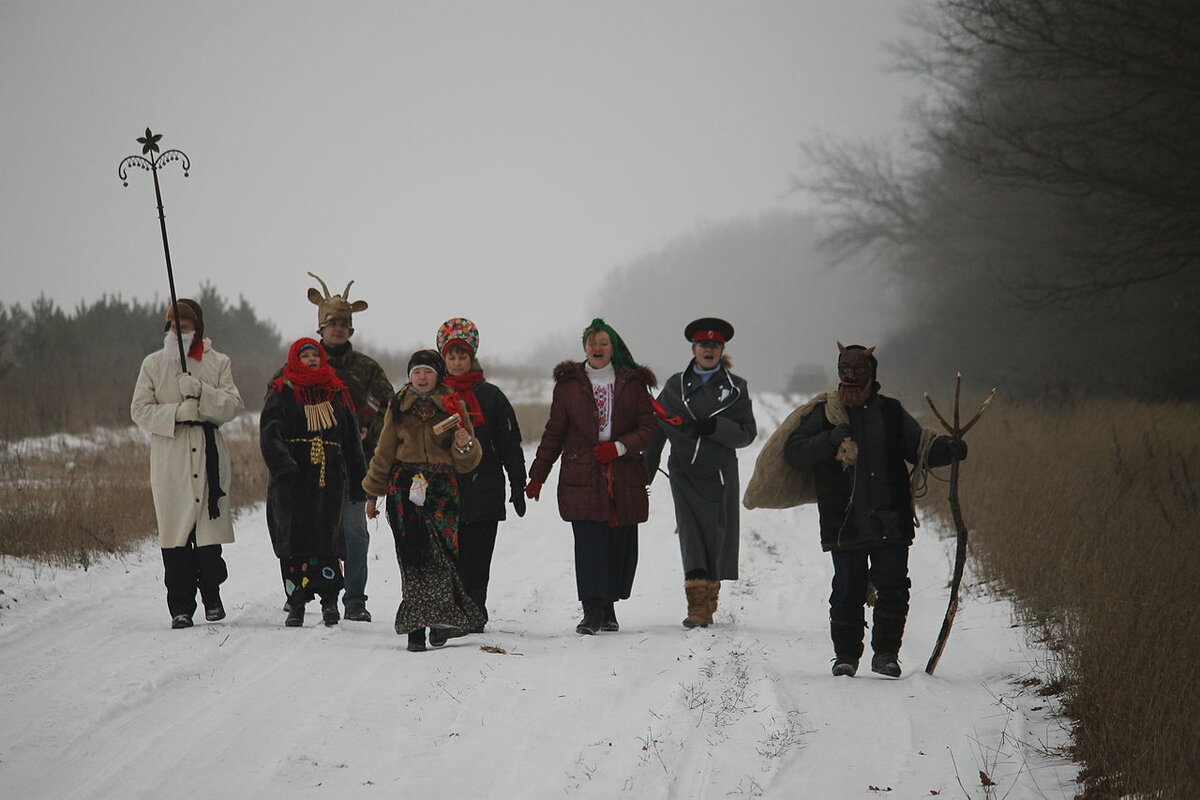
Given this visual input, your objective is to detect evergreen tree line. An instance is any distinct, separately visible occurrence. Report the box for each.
[0,285,284,440]
[801,0,1200,399]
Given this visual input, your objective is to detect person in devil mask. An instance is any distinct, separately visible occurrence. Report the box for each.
[782,343,967,678]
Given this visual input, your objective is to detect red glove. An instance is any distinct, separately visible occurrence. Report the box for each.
[524,480,542,501]
[593,442,620,464]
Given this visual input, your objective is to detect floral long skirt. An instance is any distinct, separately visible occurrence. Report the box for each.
[386,463,485,635]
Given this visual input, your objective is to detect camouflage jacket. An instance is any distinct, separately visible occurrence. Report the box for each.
[269,341,393,462]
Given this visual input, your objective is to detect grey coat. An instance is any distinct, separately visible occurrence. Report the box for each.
[646,362,757,579]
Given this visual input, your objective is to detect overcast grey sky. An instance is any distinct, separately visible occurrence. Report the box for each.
[1,1,914,361]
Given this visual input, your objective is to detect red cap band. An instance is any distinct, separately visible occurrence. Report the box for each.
[690,330,727,343]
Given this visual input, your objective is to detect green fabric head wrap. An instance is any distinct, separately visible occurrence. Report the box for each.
[582,317,642,372]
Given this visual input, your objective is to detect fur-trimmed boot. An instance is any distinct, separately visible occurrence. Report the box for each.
[830,605,866,676]
[870,600,908,678]
[683,580,710,628]
[706,580,721,625]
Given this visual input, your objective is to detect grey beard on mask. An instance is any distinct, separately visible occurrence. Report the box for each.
[163,330,196,357]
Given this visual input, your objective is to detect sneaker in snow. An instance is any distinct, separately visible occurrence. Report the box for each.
[343,603,372,622]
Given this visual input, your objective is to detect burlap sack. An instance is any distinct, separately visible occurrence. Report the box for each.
[742,392,846,510]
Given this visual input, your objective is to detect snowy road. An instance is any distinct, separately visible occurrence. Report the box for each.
[0,396,1076,799]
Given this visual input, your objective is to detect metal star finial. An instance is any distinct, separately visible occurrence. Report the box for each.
[137,127,162,155]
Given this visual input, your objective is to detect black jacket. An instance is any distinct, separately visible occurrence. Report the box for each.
[783,393,955,551]
[457,380,527,524]
[260,389,367,558]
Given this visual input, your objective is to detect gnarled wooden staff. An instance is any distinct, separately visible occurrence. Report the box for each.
[924,374,996,675]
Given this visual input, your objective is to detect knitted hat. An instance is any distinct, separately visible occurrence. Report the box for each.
[407,349,446,381]
[436,317,480,357]
[164,298,204,339]
[307,272,369,330]
[684,317,734,344]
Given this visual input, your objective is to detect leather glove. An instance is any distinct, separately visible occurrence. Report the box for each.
[524,480,542,501]
[593,442,620,464]
[510,488,527,517]
[947,437,969,461]
[175,399,201,422]
[695,417,717,437]
[177,374,202,399]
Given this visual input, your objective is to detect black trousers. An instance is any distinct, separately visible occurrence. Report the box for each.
[458,520,498,622]
[828,544,911,610]
[161,531,227,618]
[571,521,638,602]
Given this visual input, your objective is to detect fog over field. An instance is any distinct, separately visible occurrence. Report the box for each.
[1,1,913,377]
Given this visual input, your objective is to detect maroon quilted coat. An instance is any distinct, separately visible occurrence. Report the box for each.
[529,361,659,525]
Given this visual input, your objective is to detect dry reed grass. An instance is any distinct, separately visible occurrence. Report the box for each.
[512,402,550,446]
[937,398,1200,800]
[0,419,266,566]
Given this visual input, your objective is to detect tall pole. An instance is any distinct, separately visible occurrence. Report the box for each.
[119,128,192,372]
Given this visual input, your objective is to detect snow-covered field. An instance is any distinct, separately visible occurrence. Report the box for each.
[0,395,1077,799]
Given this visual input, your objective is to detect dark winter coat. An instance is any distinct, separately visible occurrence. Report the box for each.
[260,389,367,559]
[457,380,527,524]
[528,361,659,525]
[783,393,956,552]
[644,361,757,579]
[269,341,393,463]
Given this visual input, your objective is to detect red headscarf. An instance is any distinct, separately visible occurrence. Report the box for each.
[270,338,354,410]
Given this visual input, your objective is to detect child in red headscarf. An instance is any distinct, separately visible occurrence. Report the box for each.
[261,338,367,627]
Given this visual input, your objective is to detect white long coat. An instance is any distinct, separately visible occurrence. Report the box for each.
[130,340,244,548]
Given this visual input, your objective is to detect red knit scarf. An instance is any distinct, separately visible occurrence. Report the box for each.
[444,371,486,427]
[270,338,354,409]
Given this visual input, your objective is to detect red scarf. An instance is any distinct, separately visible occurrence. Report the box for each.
[187,337,204,362]
[270,338,354,409]
[444,371,486,427]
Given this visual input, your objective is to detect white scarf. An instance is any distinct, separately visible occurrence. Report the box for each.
[163,330,195,358]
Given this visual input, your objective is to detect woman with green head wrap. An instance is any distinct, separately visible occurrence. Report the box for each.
[525,318,662,634]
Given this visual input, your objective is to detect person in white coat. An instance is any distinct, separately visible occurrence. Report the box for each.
[131,299,244,628]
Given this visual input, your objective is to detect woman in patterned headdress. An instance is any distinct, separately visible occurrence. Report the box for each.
[436,318,527,633]
[525,318,660,635]
[261,338,367,628]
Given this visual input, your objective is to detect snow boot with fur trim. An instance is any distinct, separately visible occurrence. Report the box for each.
[683,579,710,628]
[706,580,721,624]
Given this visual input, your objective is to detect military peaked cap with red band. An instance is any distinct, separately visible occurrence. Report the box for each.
[684,317,734,343]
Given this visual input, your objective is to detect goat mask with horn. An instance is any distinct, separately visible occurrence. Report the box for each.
[308,271,369,332]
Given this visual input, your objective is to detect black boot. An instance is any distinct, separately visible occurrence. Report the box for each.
[602,602,619,632]
[576,599,604,635]
[871,600,908,678]
[285,599,307,627]
[830,605,866,677]
[321,599,340,627]
[407,629,427,652]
